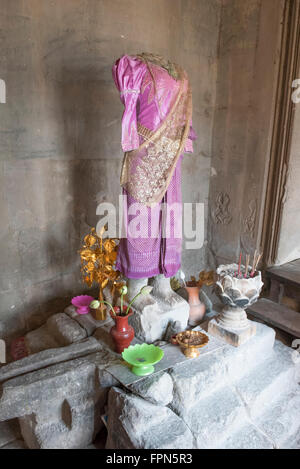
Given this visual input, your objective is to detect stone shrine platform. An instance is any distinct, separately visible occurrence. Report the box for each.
[0,308,299,449]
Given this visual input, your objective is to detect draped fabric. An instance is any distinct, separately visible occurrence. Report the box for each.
[112,54,196,278]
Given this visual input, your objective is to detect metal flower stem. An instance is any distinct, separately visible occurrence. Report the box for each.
[97,300,116,316]
[98,232,105,315]
[120,291,125,312]
[126,292,143,315]
[98,287,106,315]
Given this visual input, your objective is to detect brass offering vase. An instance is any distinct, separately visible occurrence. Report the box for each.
[91,306,107,321]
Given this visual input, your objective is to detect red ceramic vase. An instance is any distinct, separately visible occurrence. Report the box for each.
[110,307,135,354]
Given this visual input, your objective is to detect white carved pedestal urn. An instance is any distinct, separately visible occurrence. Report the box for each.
[208,263,264,346]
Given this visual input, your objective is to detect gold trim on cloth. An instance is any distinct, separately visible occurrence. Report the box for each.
[120,63,192,207]
[137,123,155,141]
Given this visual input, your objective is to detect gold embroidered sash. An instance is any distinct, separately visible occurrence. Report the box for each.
[120,64,192,206]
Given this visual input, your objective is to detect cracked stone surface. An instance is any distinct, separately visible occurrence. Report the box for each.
[0,346,120,449]
[218,424,274,449]
[281,431,300,449]
[0,337,101,383]
[129,294,189,343]
[105,322,300,450]
[120,276,190,343]
[106,387,194,449]
[234,341,298,418]
[25,324,60,354]
[65,305,111,337]
[25,312,88,354]
[256,390,300,448]
[0,318,299,449]
[24,303,116,356]
[0,355,98,421]
[127,371,173,406]
[183,386,248,449]
[169,322,275,415]
[46,313,87,345]
[19,394,104,449]
[0,349,118,419]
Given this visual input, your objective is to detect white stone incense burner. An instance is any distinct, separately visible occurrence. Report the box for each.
[215,263,264,329]
[209,263,264,346]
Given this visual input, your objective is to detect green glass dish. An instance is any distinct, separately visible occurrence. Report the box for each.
[122,344,164,376]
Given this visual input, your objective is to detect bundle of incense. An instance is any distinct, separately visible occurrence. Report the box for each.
[250,251,262,277]
[233,251,262,278]
[250,250,257,277]
[251,252,262,276]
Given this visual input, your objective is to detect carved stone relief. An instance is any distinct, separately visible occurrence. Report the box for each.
[212,192,232,225]
[243,199,257,237]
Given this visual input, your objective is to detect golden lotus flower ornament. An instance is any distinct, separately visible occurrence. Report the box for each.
[187,270,215,288]
[84,233,97,247]
[79,226,122,320]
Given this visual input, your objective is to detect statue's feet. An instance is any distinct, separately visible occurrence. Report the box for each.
[156,291,183,307]
[129,294,157,312]
[126,277,157,312]
[125,275,184,311]
[149,274,183,307]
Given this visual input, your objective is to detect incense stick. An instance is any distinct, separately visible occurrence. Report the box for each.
[237,252,242,277]
[253,252,262,273]
[250,250,258,277]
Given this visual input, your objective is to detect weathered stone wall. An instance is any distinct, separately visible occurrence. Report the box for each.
[276,62,300,265]
[0,0,221,338]
[207,0,285,266]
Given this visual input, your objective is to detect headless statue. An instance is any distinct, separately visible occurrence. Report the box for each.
[11,54,197,358]
[112,53,196,307]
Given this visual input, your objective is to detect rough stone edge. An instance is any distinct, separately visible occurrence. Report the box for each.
[0,337,102,383]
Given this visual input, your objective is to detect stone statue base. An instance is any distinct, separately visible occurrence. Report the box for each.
[128,294,189,343]
[127,275,189,343]
[208,314,256,347]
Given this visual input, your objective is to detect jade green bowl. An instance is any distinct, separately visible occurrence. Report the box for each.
[122,344,164,376]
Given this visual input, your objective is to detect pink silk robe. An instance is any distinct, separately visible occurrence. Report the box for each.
[113,55,196,279]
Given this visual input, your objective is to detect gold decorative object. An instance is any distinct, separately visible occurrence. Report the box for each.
[170,277,181,292]
[79,226,122,320]
[186,270,215,288]
[175,330,209,358]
